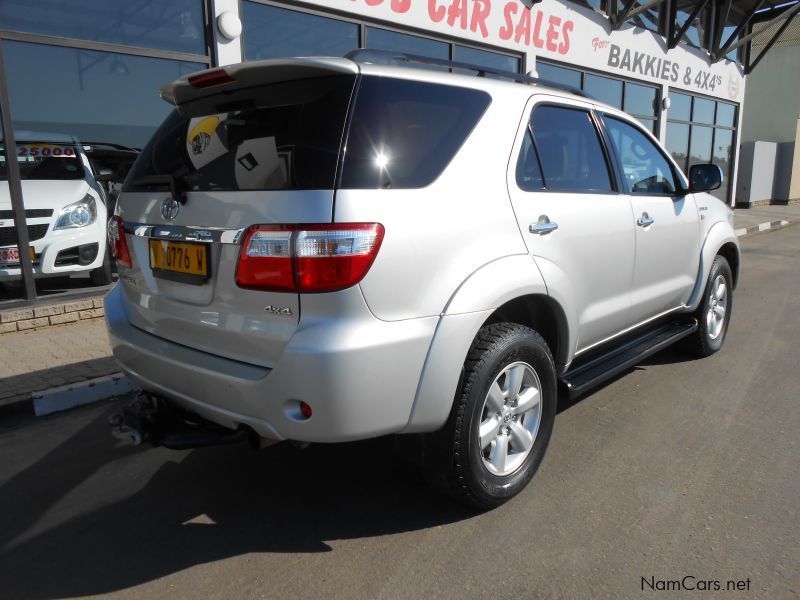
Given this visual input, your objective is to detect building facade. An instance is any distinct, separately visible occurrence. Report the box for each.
[0,0,783,302]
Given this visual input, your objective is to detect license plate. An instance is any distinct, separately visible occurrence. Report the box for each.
[0,246,35,266]
[148,240,209,283]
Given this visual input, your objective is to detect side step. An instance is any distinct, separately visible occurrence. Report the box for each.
[560,319,698,399]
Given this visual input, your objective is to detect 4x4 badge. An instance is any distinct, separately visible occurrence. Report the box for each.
[264,305,293,317]
[160,197,180,220]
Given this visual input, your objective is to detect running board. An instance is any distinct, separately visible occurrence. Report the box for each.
[560,319,698,399]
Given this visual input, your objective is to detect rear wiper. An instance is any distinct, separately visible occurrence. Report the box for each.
[132,174,186,205]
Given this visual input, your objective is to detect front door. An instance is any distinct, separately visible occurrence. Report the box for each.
[600,114,701,324]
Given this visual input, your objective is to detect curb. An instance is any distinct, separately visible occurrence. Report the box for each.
[735,219,791,238]
[0,373,135,419]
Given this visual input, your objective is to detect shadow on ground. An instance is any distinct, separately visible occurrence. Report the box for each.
[0,358,118,404]
[0,407,476,599]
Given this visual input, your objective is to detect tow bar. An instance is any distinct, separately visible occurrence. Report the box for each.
[109,392,251,450]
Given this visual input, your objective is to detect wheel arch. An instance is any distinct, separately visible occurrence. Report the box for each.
[717,241,740,289]
[402,254,572,434]
[482,294,568,370]
[687,223,740,311]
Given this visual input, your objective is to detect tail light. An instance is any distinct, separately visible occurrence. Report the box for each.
[107,216,132,268]
[236,223,384,293]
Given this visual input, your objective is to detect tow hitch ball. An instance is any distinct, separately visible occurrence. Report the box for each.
[108,393,159,446]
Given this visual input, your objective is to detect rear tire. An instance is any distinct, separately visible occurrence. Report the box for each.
[90,245,113,286]
[682,255,733,357]
[422,323,557,509]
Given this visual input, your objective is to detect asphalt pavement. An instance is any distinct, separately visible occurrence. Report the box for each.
[1,224,798,599]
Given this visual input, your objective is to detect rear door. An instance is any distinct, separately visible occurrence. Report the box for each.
[600,113,701,323]
[507,96,636,353]
[116,63,356,367]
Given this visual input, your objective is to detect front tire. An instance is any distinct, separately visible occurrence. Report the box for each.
[683,255,733,357]
[90,245,113,286]
[424,323,557,509]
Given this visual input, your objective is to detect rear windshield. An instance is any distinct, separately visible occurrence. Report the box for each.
[340,78,491,189]
[1,142,84,181]
[124,75,356,192]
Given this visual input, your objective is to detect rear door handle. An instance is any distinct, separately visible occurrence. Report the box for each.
[529,216,559,235]
[637,213,655,227]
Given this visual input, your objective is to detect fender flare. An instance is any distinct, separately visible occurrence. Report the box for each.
[686,222,740,312]
[402,254,565,433]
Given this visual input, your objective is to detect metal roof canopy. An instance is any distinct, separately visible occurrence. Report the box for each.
[605,0,800,74]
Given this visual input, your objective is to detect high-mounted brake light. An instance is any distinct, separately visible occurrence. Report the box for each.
[236,223,385,293]
[107,216,132,269]
[187,69,236,89]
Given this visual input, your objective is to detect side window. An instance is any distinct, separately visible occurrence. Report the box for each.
[530,105,612,193]
[515,128,544,191]
[604,116,677,195]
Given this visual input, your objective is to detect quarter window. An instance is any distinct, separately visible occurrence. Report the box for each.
[530,106,612,193]
[604,116,677,195]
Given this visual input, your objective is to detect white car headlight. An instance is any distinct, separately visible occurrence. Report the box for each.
[54,194,97,230]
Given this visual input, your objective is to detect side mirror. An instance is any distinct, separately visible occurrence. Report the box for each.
[688,164,722,193]
[96,167,114,183]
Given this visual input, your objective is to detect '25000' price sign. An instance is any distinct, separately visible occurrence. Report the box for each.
[17,144,76,157]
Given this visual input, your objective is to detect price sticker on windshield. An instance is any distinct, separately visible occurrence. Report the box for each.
[17,144,76,158]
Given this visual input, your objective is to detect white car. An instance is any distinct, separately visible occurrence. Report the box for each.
[0,134,112,286]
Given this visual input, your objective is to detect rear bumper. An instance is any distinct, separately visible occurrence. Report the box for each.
[105,284,438,443]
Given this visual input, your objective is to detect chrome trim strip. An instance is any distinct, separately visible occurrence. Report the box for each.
[124,222,245,245]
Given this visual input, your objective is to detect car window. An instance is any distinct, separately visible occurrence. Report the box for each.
[604,116,677,195]
[515,128,545,191]
[530,105,612,193]
[124,75,356,192]
[341,77,491,189]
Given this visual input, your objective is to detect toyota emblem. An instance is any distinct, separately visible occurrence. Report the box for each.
[160,197,180,220]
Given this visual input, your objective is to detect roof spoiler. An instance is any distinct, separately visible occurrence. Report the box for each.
[159,57,359,108]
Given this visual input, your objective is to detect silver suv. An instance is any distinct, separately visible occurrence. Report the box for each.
[106,51,739,508]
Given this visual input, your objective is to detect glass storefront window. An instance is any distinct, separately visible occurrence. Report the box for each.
[536,63,581,88]
[3,41,204,150]
[584,74,623,109]
[366,28,449,59]
[669,93,692,121]
[666,92,738,203]
[0,0,206,55]
[716,103,736,127]
[711,129,733,201]
[624,83,657,118]
[692,98,715,125]
[0,117,25,301]
[666,122,690,171]
[536,62,657,134]
[243,2,358,60]
[689,125,713,165]
[455,45,520,73]
[636,118,656,133]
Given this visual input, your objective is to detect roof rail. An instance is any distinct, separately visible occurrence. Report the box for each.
[344,49,592,99]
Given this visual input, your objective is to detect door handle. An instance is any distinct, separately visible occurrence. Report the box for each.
[637,212,655,227]
[529,216,559,235]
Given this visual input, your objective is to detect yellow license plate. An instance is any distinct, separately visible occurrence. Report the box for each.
[149,240,208,278]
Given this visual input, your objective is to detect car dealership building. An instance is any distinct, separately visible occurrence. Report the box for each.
[1,0,797,302]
